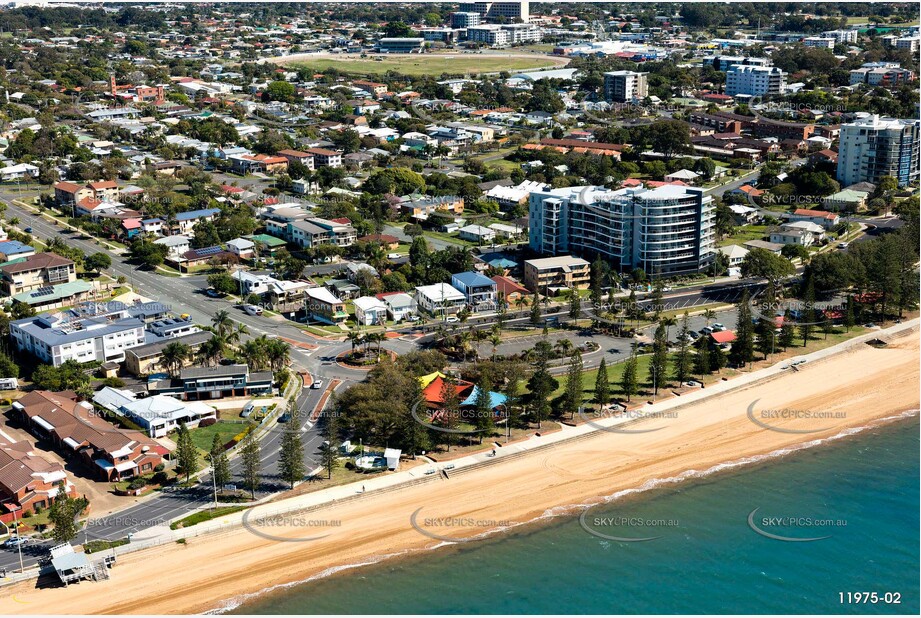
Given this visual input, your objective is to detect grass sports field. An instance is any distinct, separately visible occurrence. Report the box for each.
[282,53,568,76]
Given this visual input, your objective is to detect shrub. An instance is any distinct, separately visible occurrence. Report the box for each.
[102,376,125,388]
[150,471,169,486]
[154,463,165,472]
[199,417,217,428]
[128,477,147,490]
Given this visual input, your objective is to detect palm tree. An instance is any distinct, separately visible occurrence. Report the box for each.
[703,309,716,327]
[470,328,487,364]
[555,338,574,358]
[226,321,249,347]
[197,335,225,367]
[211,310,233,337]
[514,295,529,314]
[160,342,190,376]
[489,331,502,360]
[661,316,678,341]
[347,329,362,354]
[267,339,291,371]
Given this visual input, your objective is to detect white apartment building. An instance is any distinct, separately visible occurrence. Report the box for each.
[702,55,771,72]
[466,23,540,47]
[837,115,920,187]
[10,305,146,366]
[458,1,529,22]
[725,65,787,97]
[529,184,715,276]
[821,29,859,44]
[803,37,835,49]
[603,71,648,103]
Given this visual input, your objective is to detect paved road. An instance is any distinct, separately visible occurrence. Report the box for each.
[0,194,765,571]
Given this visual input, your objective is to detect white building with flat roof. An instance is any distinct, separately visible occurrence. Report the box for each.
[837,115,920,187]
[726,65,786,97]
[414,283,466,316]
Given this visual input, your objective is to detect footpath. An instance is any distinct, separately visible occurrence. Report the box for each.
[1,318,917,587]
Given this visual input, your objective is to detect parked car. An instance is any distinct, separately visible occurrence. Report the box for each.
[688,330,700,340]
[205,288,222,298]
[3,537,27,549]
[445,316,460,323]
[243,304,263,316]
[387,253,403,259]
[701,326,714,335]
[712,323,726,331]
[837,242,849,249]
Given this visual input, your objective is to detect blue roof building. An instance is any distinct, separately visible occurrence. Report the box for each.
[0,240,36,261]
[450,271,497,312]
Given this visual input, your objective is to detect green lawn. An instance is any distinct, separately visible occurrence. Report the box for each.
[290,54,563,77]
[718,224,770,247]
[189,420,252,453]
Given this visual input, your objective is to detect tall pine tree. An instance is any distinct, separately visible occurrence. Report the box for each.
[594,357,610,406]
[240,431,261,499]
[279,403,306,489]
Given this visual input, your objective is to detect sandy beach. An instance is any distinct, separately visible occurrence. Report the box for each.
[3,331,918,615]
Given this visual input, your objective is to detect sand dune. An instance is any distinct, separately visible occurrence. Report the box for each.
[3,333,918,615]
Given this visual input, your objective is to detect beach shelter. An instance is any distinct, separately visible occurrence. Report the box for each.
[460,386,508,410]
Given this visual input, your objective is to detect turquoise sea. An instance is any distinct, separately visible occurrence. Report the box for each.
[230,413,919,615]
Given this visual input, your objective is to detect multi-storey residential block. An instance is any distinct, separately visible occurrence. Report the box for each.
[10,302,146,366]
[603,71,648,103]
[523,256,591,292]
[837,115,920,187]
[529,185,715,277]
[726,65,786,97]
[702,55,772,72]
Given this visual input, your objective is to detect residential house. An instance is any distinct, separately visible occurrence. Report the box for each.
[769,221,825,247]
[457,224,496,244]
[0,253,76,296]
[378,292,416,322]
[491,275,529,303]
[153,235,191,260]
[822,189,870,213]
[0,240,36,262]
[451,271,498,312]
[226,238,256,259]
[0,437,76,516]
[147,365,274,402]
[789,208,841,230]
[415,283,466,316]
[305,287,347,325]
[352,296,388,326]
[13,391,165,481]
[173,208,220,235]
[93,387,217,438]
[124,330,211,376]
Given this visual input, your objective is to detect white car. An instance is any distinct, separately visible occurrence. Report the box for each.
[445,316,460,323]
[243,304,263,316]
[311,380,323,389]
[387,253,403,259]
[837,242,849,249]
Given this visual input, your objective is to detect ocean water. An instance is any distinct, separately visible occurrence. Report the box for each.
[231,413,919,615]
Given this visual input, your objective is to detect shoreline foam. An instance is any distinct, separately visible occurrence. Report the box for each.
[215,408,919,614]
[3,331,917,615]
